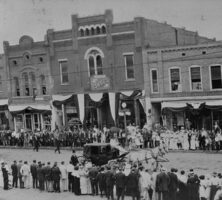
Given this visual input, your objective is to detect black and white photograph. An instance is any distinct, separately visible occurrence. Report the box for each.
[0,0,222,199]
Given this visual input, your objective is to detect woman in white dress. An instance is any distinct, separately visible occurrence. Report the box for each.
[183,132,189,150]
[79,165,89,195]
[190,134,196,150]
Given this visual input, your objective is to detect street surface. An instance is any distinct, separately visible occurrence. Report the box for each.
[0,148,222,200]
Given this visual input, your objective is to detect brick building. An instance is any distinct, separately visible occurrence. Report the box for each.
[3,36,52,131]
[2,9,217,131]
[144,42,222,130]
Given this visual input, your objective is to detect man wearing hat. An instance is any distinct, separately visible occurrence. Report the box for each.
[156,167,170,200]
[1,162,9,190]
[187,169,200,200]
[167,168,178,200]
[70,150,79,166]
[11,160,18,188]
[30,160,38,188]
[17,160,24,188]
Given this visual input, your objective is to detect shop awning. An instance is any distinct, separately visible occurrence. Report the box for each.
[52,94,74,106]
[0,99,8,106]
[205,100,222,106]
[9,104,51,112]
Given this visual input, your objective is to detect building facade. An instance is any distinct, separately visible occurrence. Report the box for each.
[2,9,217,131]
[144,42,222,130]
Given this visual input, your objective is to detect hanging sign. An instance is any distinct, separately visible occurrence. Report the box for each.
[90,76,110,90]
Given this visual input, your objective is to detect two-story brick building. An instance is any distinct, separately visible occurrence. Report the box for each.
[3,36,52,132]
[144,42,222,130]
[2,10,216,131]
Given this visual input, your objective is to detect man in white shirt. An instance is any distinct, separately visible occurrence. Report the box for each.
[59,161,67,192]
[20,161,30,188]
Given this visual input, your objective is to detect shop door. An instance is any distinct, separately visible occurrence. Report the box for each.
[25,114,32,130]
[33,113,40,130]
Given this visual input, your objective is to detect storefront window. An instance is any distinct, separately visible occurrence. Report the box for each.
[0,112,8,130]
[15,114,23,131]
[151,69,158,93]
[43,114,51,131]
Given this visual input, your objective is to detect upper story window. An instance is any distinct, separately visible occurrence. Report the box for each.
[124,53,135,80]
[30,72,37,96]
[14,77,20,96]
[22,72,30,96]
[190,66,202,91]
[59,60,69,84]
[151,69,159,93]
[85,48,104,77]
[210,65,222,89]
[170,67,181,92]
[40,75,47,95]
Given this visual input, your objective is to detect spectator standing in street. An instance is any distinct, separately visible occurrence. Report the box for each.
[11,160,18,188]
[66,160,74,192]
[105,165,115,200]
[115,167,126,200]
[30,160,38,188]
[17,160,24,188]
[59,161,67,192]
[20,161,31,188]
[89,164,98,195]
[51,162,61,193]
[70,150,79,166]
[44,162,53,192]
[37,162,44,191]
[1,162,9,190]
[97,167,106,197]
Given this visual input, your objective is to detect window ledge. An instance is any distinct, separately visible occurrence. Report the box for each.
[61,83,70,86]
[210,88,222,91]
[125,79,135,82]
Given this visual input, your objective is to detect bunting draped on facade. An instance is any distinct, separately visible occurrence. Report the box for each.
[88,93,103,102]
[77,94,85,123]
[108,92,116,123]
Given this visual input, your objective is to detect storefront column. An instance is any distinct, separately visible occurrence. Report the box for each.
[97,108,101,128]
[145,97,152,130]
[134,99,140,126]
[14,117,17,132]
[62,104,65,126]
[40,114,44,130]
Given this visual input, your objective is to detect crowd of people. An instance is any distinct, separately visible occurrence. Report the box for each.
[1,149,222,200]
[0,122,222,152]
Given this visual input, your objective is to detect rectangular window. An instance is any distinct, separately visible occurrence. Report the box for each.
[190,66,202,90]
[151,69,158,93]
[170,68,181,92]
[124,54,135,80]
[0,76,2,91]
[59,60,69,84]
[211,65,222,89]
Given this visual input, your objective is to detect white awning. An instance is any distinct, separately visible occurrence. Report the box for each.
[162,101,187,109]
[52,94,73,102]
[9,104,51,112]
[205,100,222,106]
[0,99,8,106]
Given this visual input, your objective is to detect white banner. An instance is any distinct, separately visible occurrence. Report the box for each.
[77,94,85,123]
[88,93,103,102]
[108,93,116,123]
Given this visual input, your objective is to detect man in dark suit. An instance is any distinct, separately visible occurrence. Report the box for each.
[115,168,126,200]
[156,167,170,200]
[11,160,18,188]
[44,162,52,192]
[105,166,115,200]
[70,150,79,166]
[187,169,200,200]
[30,160,38,188]
[51,162,61,192]
[168,168,178,200]
[37,163,45,191]
[126,167,140,200]
[89,164,99,195]
[97,167,106,197]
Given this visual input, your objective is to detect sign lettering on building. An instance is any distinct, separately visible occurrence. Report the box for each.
[90,76,110,90]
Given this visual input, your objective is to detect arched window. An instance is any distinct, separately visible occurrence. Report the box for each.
[85,48,104,76]
[22,72,29,96]
[96,27,100,34]
[101,26,106,34]
[40,74,47,95]
[14,77,20,96]
[85,28,90,36]
[91,27,95,35]
[30,72,37,96]
[80,29,84,37]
